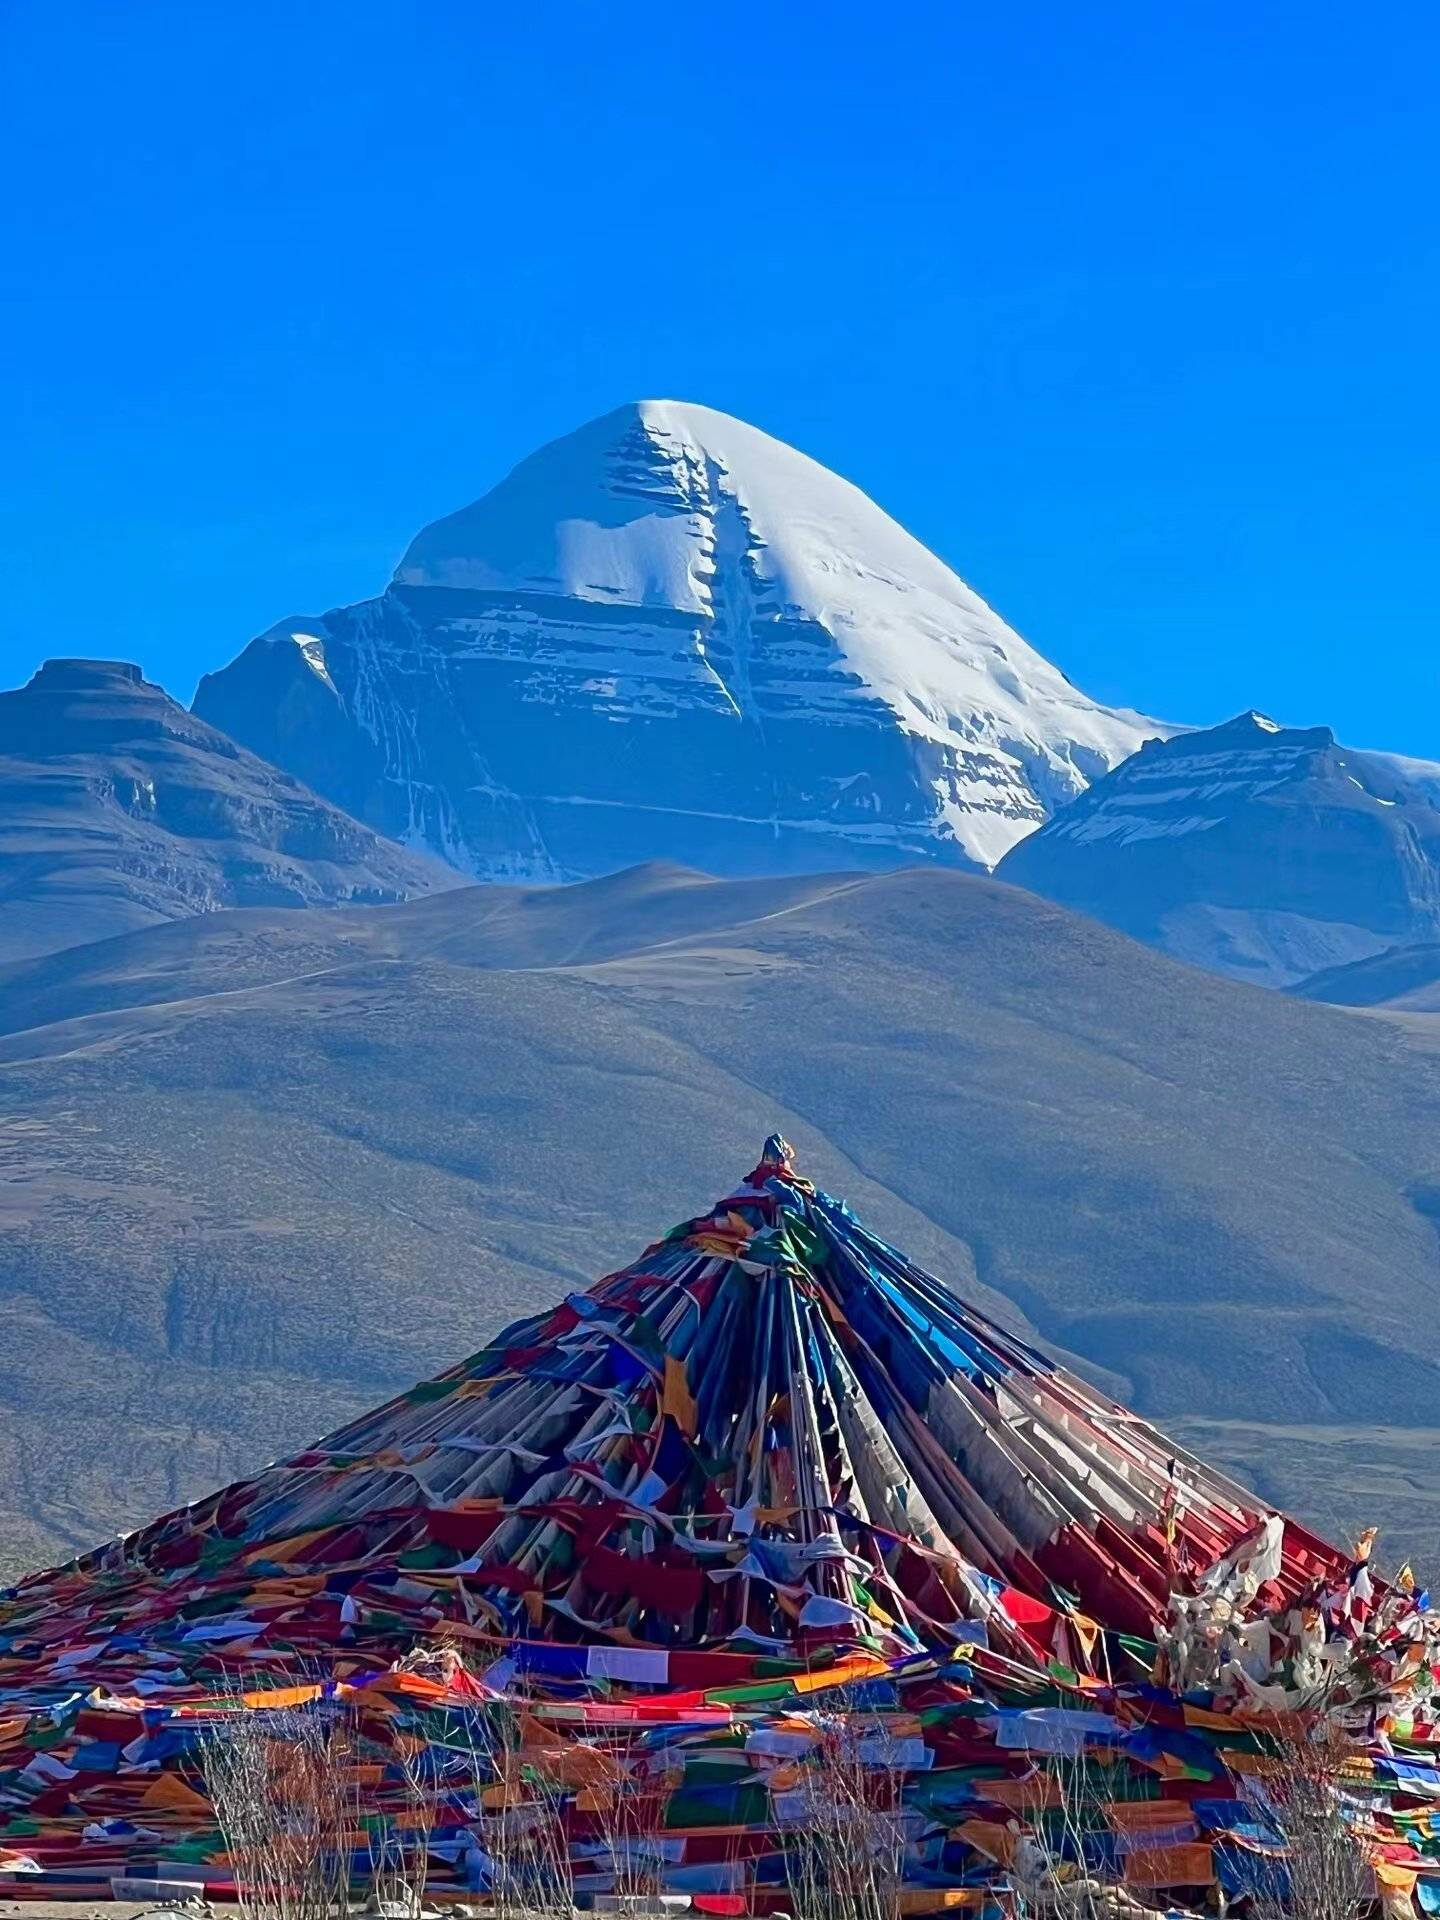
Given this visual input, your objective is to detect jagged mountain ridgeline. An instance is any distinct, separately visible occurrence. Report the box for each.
[194,401,1157,879]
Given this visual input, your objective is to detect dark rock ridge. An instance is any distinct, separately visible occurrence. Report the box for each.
[998,710,1440,986]
[193,401,1155,881]
[0,656,460,962]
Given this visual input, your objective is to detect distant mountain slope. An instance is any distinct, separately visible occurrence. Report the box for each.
[997,710,1440,985]
[1292,942,1440,1011]
[193,401,1157,879]
[0,658,459,963]
[2,863,1439,1572]
[1366,750,1440,811]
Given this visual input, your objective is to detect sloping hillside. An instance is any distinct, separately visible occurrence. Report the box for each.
[2,864,1438,1573]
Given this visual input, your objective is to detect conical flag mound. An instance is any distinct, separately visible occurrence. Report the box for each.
[0,1142,1433,1910]
[0,1137,1344,1690]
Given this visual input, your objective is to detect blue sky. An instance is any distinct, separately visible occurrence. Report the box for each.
[4,1,1436,751]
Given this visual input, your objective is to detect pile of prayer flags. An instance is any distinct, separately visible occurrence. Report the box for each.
[1,1138,1436,1913]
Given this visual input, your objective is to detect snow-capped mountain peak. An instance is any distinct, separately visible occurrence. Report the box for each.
[195,401,1161,879]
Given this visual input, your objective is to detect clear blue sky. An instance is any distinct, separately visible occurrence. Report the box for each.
[4,1,1436,751]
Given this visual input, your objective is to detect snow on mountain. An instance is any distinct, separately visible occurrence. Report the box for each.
[0,658,461,963]
[998,710,1440,986]
[1362,748,1440,811]
[193,401,1159,880]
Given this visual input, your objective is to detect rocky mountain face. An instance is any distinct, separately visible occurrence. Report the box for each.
[0,657,459,963]
[193,401,1156,880]
[998,710,1440,986]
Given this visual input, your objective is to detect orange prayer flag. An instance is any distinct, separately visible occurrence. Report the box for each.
[515,1710,553,1751]
[237,1681,324,1710]
[543,1745,623,1789]
[386,1671,454,1703]
[573,1785,618,1814]
[1219,1749,1286,1777]
[898,1894,992,1913]
[983,1773,1064,1812]
[1123,1842,1214,1888]
[791,1654,889,1694]
[1106,1800,1198,1833]
[954,1820,1017,1866]
[140,1775,213,1815]
[1183,1704,1243,1732]
[663,1354,698,1437]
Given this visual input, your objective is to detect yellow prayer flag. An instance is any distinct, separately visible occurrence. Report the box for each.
[662,1354,698,1437]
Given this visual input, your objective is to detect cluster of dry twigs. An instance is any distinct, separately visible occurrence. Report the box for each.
[460,1699,575,1918]
[778,1697,907,1920]
[1007,1721,1377,1920]
[201,1691,583,1920]
[1250,1726,1373,1920]
[202,1705,363,1920]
